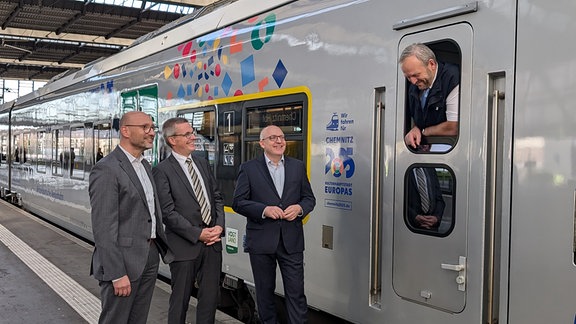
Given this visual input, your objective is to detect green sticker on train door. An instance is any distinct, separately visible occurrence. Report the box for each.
[226,227,238,254]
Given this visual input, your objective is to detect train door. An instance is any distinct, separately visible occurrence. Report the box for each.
[392,24,476,318]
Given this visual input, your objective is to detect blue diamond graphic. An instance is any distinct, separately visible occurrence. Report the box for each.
[272,60,288,88]
[221,73,232,96]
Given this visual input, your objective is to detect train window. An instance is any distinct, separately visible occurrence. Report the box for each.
[52,129,63,176]
[404,165,455,236]
[178,110,217,168]
[22,133,30,164]
[121,85,159,164]
[94,123,118,163]
[1,135,6,163]
[12,134,22,164]
[70,126,85,180]
[121,86,158,115]
[244,100,306,162]
[401,40,461,153]
[36,131,47,173]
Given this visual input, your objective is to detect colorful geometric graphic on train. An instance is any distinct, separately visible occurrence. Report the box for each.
[164,13,286,101]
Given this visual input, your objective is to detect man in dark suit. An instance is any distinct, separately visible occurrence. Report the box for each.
[153,117,225,324]
[407,166,445,230]
[89,111,173,324]
[232,125,316,324]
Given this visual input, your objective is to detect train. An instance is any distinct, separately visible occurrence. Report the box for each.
[0,0,575,322]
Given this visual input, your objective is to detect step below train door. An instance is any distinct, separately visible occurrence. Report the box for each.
[392,23,481,322]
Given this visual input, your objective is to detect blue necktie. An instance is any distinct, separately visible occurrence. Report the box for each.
[420,88,429,109]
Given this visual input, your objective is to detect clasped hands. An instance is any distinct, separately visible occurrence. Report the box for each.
[415,215,438,229]
[200,225,223,245]
[263,205,302,221]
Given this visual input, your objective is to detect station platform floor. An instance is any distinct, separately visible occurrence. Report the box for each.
[0,200,242,324]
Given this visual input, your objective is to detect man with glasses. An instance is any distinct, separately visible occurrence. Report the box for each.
[233,125,316,324]
[153,117,225,324]
[89,111,173,324]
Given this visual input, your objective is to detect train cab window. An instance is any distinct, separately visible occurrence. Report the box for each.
[178,110,217,168]
[36,131,47,173]
[404,165,455,236]
[401,40,461,153]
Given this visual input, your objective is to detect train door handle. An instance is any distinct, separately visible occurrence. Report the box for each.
[441,256,467,291]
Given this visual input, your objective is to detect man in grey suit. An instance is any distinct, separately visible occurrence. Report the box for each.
[233,125,316,324]
[89,111,173,324]
[153,117,225,324]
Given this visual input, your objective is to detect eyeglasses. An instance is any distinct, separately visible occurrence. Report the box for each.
[124,124,157,134]
[262,135,285,142]
[171,132,195,139]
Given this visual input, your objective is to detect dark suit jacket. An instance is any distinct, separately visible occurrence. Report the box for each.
[89,146,173,282]
[232,155,315,254]
[406,167,445,229]
[153,154,225,261]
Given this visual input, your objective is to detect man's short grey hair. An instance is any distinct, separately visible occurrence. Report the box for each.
[162,117,190,147]
[399,43,437,65]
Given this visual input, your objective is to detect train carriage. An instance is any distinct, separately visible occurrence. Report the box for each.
[0,0,574,323]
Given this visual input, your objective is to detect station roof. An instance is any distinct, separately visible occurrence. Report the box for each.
[0,0,221,81]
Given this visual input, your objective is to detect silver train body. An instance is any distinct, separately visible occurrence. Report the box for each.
[0,0,574,322]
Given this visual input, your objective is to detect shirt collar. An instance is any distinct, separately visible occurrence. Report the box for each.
[171,151,191,164]
[119,144,144,163]
[264,153,284,166]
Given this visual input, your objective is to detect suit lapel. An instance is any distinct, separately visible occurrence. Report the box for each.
[168,154,197,200]
[257,155,281,199]
[114,147,149,214]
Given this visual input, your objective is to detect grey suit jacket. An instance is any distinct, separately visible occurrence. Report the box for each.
[153,154,225,261]
[89,146,173,282]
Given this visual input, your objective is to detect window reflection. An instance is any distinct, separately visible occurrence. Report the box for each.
[179,110,217,169]
[405,165,455,236]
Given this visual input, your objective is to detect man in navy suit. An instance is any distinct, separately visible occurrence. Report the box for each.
[89,111,173,324]
[153,117,224,324]
[407,166,445,230]
[233,125,316,324]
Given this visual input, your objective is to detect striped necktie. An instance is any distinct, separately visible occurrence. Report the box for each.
[186,158,211,225]
[415,168,430,214]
